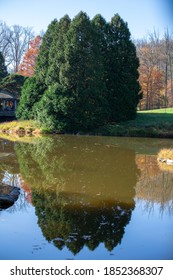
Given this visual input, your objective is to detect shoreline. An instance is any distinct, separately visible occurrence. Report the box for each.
[1,109,173,139]
[0,118,173,140]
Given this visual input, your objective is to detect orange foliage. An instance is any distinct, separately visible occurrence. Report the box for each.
[139,66,165,110]
[19,175,32,204]
[138,45,165,110]
[19,36,42,77]
[136,154,159,178]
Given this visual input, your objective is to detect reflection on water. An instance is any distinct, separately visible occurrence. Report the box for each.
[0,135,173,259]
[135,154,173,215]
[14,136,137,204]
[33,191,133,255]
[14,136,137,255]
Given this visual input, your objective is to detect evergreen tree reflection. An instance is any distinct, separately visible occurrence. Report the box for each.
[15,136,138,255]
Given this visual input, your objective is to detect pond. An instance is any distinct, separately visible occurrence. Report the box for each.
[0,135,173,260]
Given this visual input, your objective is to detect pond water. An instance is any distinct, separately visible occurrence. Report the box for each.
[0,135,173,260]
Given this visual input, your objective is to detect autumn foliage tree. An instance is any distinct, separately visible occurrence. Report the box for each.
[19,36,42,77]
[136,30,173,110]
[138,43,165,110]
[0,23,34,72]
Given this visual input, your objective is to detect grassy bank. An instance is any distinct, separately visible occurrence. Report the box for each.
[0,108,173,138]
[95,108,173,138]
[0,120,41,136]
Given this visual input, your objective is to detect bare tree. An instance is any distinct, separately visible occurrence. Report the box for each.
[0,22,34,72]
[165,30,173,97]
[159,29,173,107]
[136,38,163,110]
[9,25,34,72]
[0,21,12,68]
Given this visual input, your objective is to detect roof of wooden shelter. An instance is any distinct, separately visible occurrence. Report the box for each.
[0,89,17,99]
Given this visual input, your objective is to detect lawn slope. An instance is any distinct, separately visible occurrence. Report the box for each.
[96,108,173,138]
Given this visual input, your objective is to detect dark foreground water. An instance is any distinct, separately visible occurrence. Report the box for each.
[0,135,173,260]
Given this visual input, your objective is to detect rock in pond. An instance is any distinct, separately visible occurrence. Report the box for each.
[158,158,173,165]
[0,184,20,210]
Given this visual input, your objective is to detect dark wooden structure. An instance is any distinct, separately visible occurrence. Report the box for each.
[0,89,18,117]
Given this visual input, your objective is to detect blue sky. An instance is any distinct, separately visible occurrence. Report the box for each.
[0,0,172,39]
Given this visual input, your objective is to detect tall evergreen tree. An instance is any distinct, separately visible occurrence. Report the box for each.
[34,19,58,90]
[46,15,71,86]
[31,16,72,131]
[59,11,109,131]
[92,14,109,81]
[107,14,141,121]
[0,51,8,82]
[17,20,58,119]
[17,12,141,131]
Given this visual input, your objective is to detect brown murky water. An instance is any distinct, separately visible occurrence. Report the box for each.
[0,135,173,259]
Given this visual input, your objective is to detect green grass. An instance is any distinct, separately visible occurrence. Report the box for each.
[96,108,173,138]
[127,108,173,127]
[138,108,173,114]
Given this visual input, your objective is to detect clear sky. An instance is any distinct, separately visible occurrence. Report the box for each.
[0,0,172,39]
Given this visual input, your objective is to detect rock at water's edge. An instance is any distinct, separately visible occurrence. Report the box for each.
[0,184,20,209]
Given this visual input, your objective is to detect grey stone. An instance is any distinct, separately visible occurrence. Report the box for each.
[0,184,20,210]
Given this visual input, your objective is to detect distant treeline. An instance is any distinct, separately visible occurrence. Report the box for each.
[136,30,173,110]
